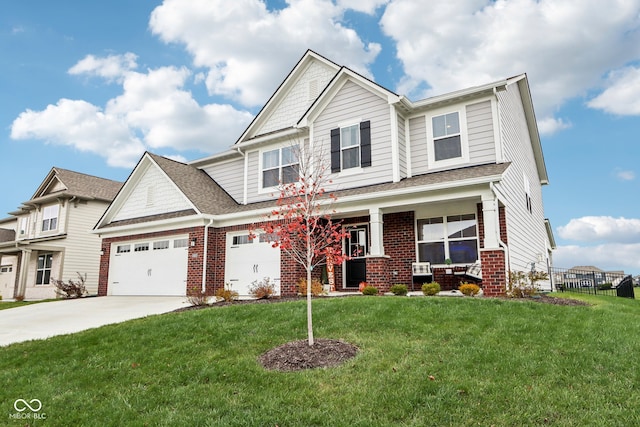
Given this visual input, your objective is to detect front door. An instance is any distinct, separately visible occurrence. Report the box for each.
[345,225,368,288]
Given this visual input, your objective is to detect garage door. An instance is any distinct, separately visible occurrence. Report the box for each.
[109,236,189,296]
[225,231,281,296]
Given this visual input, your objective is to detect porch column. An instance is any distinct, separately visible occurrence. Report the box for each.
[481,194,500,249]
[17,249,31,297]
[369,208,384,256]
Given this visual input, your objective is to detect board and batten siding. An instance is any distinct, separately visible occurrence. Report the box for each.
[201,157,245,204]
[259,61,337,136]
[313,79,393,191]
[495,84,549,273]
[113,165,192,221]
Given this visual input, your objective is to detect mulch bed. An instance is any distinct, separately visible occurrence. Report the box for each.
[258,338,359,372]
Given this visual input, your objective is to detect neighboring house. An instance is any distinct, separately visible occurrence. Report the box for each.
[94,50,555,298]
[562,266,626,288]
[0,168,122,299]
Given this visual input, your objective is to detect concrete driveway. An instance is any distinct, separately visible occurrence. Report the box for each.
[0,296,190,347]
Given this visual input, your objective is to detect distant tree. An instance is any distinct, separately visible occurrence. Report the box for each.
[253,143,348,346]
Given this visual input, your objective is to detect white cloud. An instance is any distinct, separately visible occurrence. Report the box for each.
[11,57,254,167]
[10,99,145,168]
[337,0,388,14]
[554,244,640,273]
[587,66,640,115]
[557,216,640,243]
[68,52,138,82]
[537,116,572,136]
[615,169,636,181]
[380,0,640,120]
[149,0,381,107]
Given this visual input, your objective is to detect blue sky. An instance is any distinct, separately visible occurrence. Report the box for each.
[1,0,639,274]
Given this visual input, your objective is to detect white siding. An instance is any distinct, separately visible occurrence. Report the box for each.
[259,61,337,136]
[467,101,496,164]
[201,157,244,203]
[314,80,393,190]
[113,165,192,221]
[245,151,265,204]
[496,84,549,274]
[397,112,407,178]
[409,116,428,176]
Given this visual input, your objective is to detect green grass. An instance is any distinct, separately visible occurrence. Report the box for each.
[1,295,639,426]
[0,299,57,310]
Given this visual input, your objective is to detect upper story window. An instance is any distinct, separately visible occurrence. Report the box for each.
[427,110,468,168]
[524,174,533,214]
[417,214,478,265]
[42,205,59,232]
[262,146,299,188]
[331,121,371,173]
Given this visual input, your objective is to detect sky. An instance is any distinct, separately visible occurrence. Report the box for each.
[1,0,639,275]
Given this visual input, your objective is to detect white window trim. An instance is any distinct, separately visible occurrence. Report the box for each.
[415,213,479,266]
[41,204,59,232]
[258,144,300,194]
[339,123,362,171]
[426,107,469,169]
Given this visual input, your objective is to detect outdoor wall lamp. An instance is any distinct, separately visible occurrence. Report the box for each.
[190,238,197,246]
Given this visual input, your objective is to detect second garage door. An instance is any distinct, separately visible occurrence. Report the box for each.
[109,236,189,296]
[225,231,281,296]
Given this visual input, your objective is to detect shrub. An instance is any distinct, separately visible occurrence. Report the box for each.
[215,284,239,302]
[52,272,88,299]
[598,283,613,290]
[506,270,548,298]
[422,282,440,296]
[358,281,368,292]
[249,277,276,299]
[459,283,481,296]
[187,291,211,306]
[361,285,378,295]
[389,284,408,296]
[15,295,25,302]
[296,277,324,297]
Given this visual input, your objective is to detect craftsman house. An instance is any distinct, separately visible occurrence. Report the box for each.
[94,50,555,297]
[0,168,122,299]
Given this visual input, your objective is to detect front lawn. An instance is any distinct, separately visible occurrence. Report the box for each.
[1,295,639,426]
[0,299,57,311]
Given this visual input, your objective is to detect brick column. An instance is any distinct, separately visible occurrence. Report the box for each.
[366,256,390,293]
[480,249,506,296]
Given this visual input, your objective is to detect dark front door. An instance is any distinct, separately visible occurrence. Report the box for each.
[345,226,367,288]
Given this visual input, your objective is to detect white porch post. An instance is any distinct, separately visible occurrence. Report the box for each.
[369,208,384,256]
[481,194,500,249]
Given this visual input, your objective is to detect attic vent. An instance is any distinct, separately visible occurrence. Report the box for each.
[146,186,154,207]
[308,79,319,101]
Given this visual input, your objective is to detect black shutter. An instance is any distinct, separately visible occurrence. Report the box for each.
[331,128,341,173]
[360,120,371,167]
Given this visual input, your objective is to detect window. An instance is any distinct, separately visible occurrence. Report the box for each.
[36,254,53,285]
[524,174,532,214]
[1,265,12,273]
[153,240,169,250]
[262,146,299,188]
[331,121,371,173]
[134,243,149,252]
[232,235,252,245]
[174,238,188,249]
[417,214,478,264]
[432,112,461,161]
[116,245,131,254]
[42,205,59,232]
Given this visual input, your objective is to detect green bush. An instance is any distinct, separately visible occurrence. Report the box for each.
[421,282,440,296]
[598,283,613,290]
[459,283,481,296]
[389,284,408,296]
[362,285,378,296]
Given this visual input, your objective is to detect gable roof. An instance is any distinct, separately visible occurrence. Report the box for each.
[10,168,122,214]
[146,153,238,215]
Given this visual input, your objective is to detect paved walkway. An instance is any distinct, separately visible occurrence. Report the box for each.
[0,296,189,347]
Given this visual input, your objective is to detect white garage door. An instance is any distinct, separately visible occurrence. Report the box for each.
[225,231,281,296]
[109,236,189,296]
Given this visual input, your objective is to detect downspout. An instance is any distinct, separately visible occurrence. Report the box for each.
[202,218,214,293]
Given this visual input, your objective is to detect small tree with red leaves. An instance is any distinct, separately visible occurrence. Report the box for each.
[253,143,348,346]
